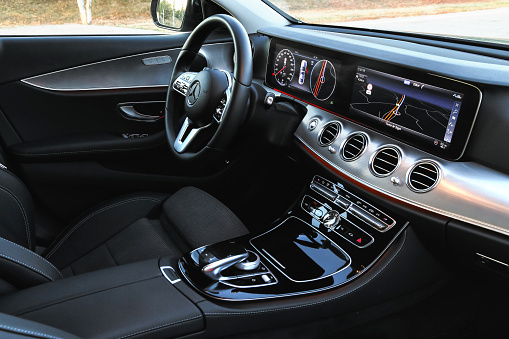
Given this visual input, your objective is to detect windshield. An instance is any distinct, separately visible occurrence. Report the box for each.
[268,0,509,45]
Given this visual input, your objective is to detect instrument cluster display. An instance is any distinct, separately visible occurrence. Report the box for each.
[266,42,341,110]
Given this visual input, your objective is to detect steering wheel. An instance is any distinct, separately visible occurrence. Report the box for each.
[165,14,253,161]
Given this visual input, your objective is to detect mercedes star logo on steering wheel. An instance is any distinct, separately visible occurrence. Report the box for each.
[187,81,201,105]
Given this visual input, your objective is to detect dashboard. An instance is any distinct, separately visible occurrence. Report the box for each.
[265,38,482,160]
[256,27,509,241]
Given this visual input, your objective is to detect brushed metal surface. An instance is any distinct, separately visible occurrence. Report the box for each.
[295,106,509,236]
[21,43,234,92]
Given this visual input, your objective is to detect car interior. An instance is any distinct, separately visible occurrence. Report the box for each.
[1,0,509,338]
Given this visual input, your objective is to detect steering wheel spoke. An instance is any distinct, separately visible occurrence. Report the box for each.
[213,70,233,123]
[165,14,252,161]
[172,72,198,96]
[174,117,212,153]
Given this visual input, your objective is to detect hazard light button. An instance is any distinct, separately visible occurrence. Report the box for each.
[336,223,373,248]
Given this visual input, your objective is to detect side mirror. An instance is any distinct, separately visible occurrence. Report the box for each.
[151,0,188,30]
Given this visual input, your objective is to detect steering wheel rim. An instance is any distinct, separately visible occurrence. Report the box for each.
[165,14,253,162]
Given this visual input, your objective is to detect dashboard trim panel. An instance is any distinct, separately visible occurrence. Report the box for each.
[295,106,509,237]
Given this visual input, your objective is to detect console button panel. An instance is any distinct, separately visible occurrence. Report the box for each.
[311,175,396,231]
[179,174,408,301]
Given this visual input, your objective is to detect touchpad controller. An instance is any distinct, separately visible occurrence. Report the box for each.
[251,216,351,282]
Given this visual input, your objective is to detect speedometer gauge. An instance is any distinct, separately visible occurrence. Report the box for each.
[273,49,295,86]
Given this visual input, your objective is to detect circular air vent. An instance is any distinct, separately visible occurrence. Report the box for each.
[318,122,341,146]
[407,161,441,193]
[370,146,401,177]
[341,133,368,161]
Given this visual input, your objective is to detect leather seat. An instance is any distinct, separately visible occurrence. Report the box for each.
[0,168,248,293]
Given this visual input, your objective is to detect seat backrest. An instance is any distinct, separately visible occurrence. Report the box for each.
[0,168,35,250]
[0,237,63,294]
[0,169,61,293]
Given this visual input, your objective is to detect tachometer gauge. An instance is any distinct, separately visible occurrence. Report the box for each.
[310,60,336,101]
[273,49,295,86]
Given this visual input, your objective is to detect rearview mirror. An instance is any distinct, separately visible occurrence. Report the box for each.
[151,0,188,30]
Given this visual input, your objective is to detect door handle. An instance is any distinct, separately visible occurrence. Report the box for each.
[119,105,163,122]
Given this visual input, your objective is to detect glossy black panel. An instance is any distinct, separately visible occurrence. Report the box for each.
[179,174,409,301]
[251,217,350,282]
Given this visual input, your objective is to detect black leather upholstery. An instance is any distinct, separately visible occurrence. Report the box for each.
[0,312,80,339]
[45,192,172,276]
[0,165,249,290]
[0,260,204,339]
[0,238,62,290]
[0,169,35,250]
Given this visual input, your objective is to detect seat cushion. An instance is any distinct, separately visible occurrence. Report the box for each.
[45,192,180,276]
[44,187,249,277]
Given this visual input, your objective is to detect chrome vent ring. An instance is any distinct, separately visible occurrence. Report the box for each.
[318,122,341,146]
[370,146,401,177]
[407,161,441,193]
[341,133,368,161]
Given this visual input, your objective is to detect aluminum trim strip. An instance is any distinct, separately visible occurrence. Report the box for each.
[21,42,234,92]
[295,105,509,237]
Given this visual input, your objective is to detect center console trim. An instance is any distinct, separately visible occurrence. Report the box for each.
[250,216,352,283]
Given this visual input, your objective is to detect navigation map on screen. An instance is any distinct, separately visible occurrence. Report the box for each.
[349,67,464,148]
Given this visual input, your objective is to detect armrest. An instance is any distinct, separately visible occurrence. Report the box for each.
[0,312,80,339]
[9,132,166,162]
[0,259,203,338]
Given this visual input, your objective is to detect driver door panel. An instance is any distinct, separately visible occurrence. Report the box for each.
[0,34,230,224]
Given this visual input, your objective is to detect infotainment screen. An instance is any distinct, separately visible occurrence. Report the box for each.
[348,66,480,159]
[265,38,481,160]
[350,66,463,149]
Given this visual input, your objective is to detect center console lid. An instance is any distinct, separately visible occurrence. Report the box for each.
[0,259,204,338]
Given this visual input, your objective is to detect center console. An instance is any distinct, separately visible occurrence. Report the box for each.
[179,175,408,300]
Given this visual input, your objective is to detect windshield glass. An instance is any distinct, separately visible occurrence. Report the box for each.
[268,0,509,45]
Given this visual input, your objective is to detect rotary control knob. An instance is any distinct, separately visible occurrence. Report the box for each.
[234,251,261,271]
[322,210,340,230]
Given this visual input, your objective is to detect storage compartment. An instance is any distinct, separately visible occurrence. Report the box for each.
[0,259,204,338]
[250,216,351,282]
[446,219,509,278]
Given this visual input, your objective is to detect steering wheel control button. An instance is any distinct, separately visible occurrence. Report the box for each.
[173,72,197,96]
[184,69,229,127]
[308,118,318,131]
[322,210,340,230]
